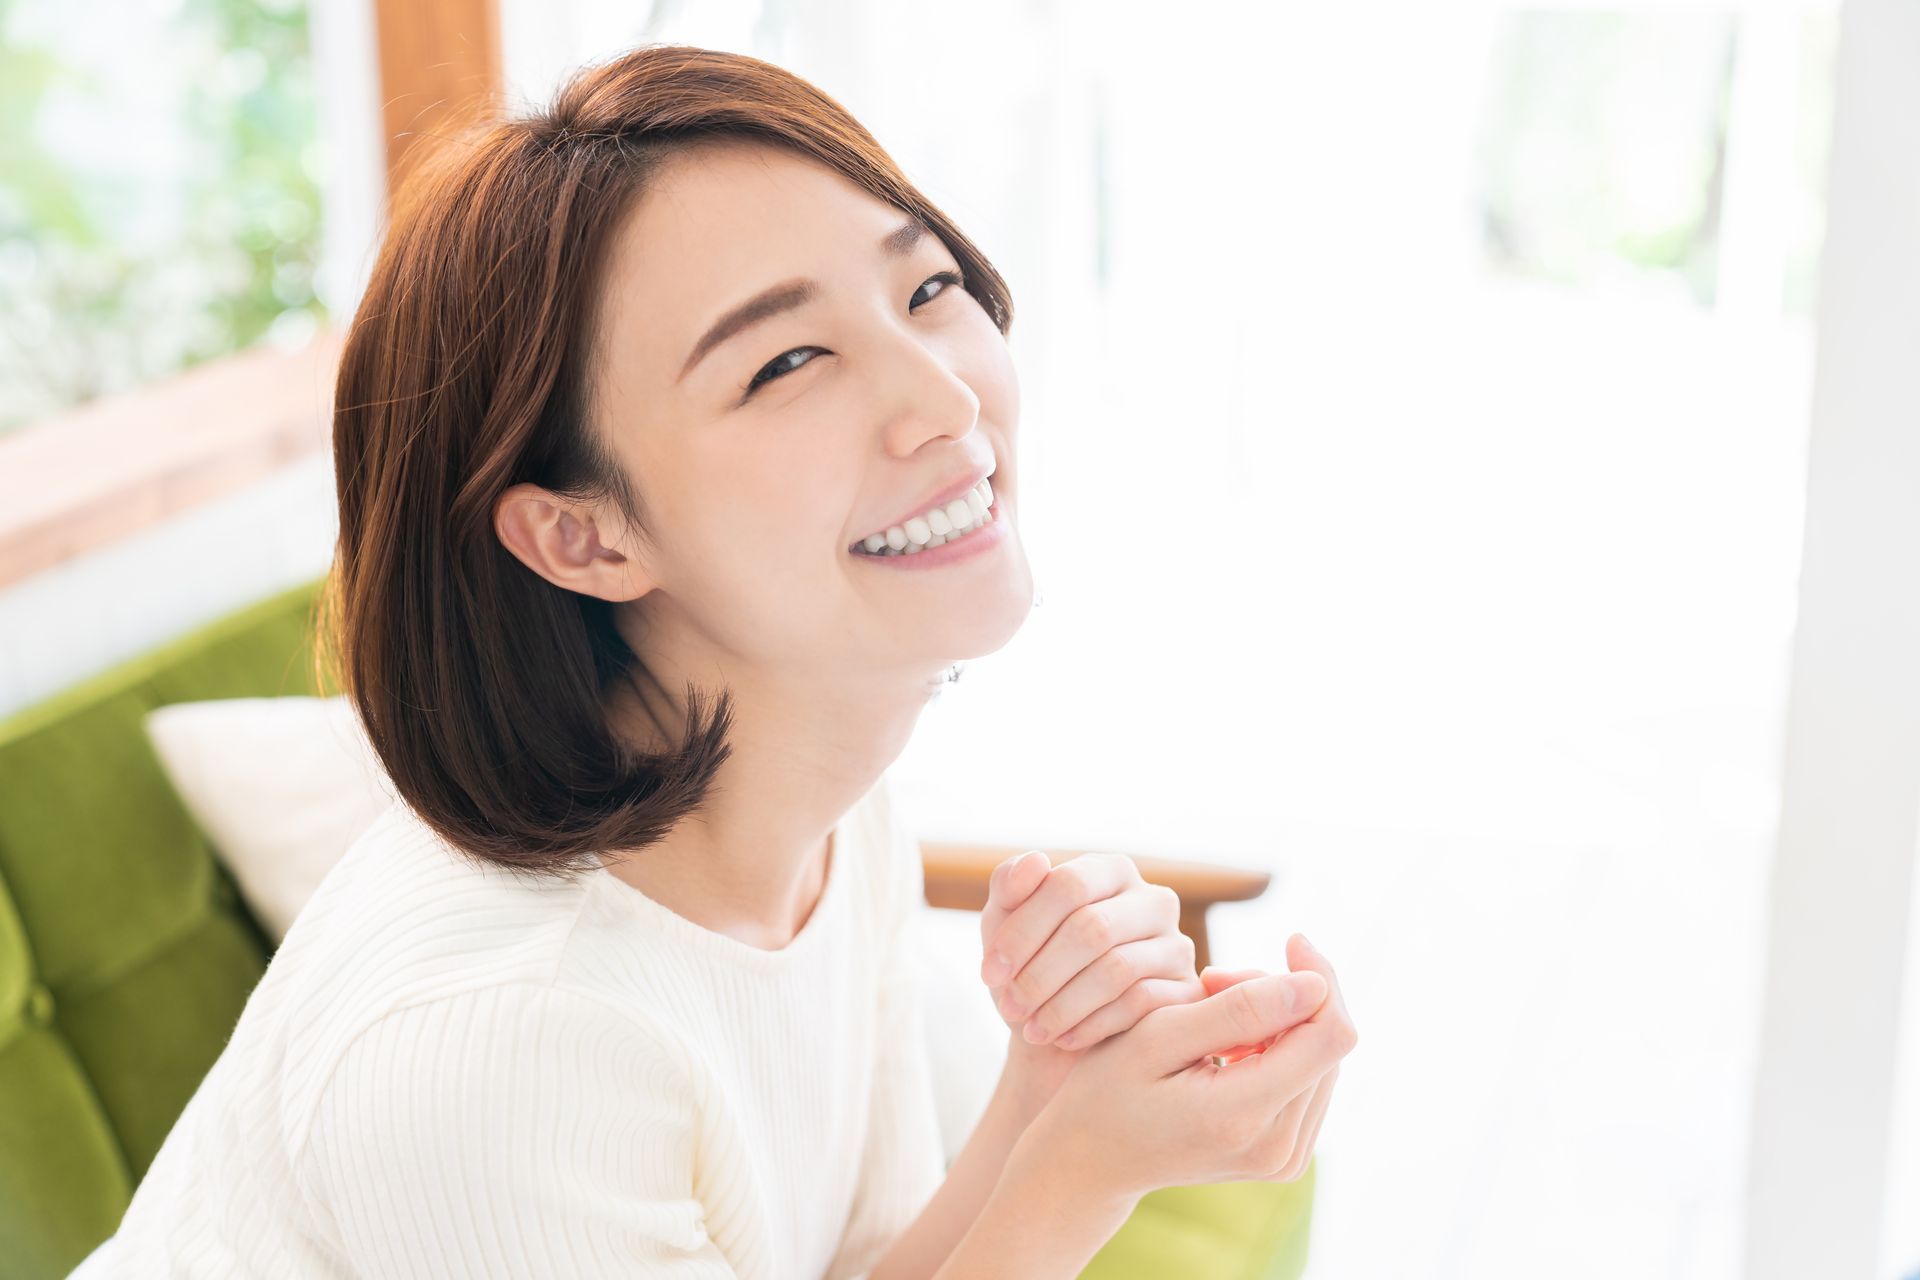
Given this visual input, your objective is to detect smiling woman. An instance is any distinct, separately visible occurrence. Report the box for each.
[65,39,1355,1280]
[66,41,1050,1280]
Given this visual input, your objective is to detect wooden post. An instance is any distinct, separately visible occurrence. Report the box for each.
[370,0,503,201]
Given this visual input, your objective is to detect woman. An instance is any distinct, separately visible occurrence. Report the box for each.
[72,44,1355,1279]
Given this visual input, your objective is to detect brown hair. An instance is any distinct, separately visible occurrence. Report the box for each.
[316,43,1015,880]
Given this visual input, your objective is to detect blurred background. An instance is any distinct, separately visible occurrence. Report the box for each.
[2,0,1915,1277]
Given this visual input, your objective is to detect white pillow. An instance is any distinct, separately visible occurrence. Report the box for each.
[143,695,396,943]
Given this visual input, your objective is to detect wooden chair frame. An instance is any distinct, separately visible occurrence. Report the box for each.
[920,842,1269,973]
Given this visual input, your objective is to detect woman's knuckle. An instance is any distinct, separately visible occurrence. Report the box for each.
[1255,1125,1295,1169]
[1136,1000,1177,1045]
[1007,970,1039,1008]
[1062,858,1098,894]
[1226,983,1267,1042]
[1334,1019,1360,1056]
[1075,903,1114,949]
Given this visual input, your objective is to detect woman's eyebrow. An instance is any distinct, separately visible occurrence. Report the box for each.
[675,217,931,384]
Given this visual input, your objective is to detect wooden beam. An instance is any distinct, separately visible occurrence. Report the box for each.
[372,0,503,199]
[0,327,343,589]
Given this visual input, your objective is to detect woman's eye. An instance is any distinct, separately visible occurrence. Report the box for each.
[739,269,967,399]
[910,268,966,310]
[741,346,822,397]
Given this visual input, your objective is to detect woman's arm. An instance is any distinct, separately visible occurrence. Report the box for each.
[862,1058,1047,1280]
[928,1112,1140,1280]
[302,985,740,1278]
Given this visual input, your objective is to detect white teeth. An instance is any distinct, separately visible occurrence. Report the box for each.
[853,475,1001,556]
[853,473,1001,556]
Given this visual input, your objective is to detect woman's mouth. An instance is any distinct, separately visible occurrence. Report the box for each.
[849,473,998,557]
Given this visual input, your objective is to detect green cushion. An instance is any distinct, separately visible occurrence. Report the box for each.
[0,572,1315,1278]
[0,579,331,1277]
[1083,1162,1316,1279]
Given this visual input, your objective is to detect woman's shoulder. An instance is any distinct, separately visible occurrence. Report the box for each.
[280,798,595,977]
[259,800,605,1102]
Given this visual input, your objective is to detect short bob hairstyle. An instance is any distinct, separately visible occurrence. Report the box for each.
[317,44,1015,881]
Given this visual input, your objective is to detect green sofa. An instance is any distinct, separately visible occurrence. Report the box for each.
[0,574,1315,1278]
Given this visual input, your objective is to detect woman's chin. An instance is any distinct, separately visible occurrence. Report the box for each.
[938,575,1039,662]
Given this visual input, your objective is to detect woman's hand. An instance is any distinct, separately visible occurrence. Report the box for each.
[1010,937,1358,1204]
[979,849,1207,1112]
[1189,945,1348,1181]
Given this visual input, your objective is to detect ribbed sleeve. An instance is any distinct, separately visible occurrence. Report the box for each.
[823,791,950,1280]
[302,983,736,1279]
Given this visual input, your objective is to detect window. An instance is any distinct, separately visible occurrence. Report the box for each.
[0,0,323,436]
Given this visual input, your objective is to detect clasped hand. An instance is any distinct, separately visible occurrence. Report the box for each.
[980,848,1352,1186]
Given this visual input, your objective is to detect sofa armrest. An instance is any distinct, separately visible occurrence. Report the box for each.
[918,842,1271,972]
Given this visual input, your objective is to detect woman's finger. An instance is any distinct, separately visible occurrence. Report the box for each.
[1251,1069,1319,1179]
[1286,934,1354,1040]
[1200,967,1274,1062]
[985,852,1149,988]
[1029,935,1200,1047]
[1004,889,1185,1029]
[1216,1004,1353,1126]
[979,851,1051,978]
[1263,1063,1339,1183]
[1053,976,1199,1051]
[1200,966,1264,994]
[1139,970,1327,1075]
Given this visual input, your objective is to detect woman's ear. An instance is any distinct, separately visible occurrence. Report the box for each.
[493,482,654,602]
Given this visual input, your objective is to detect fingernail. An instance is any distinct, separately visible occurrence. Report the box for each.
[984,952,1010,983]
[1300,934,1321,957]
[1023,1020,1051,1044]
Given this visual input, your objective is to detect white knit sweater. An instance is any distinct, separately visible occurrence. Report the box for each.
[69,776,948,1278]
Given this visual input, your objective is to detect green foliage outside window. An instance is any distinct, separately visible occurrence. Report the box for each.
[0,0,323,437]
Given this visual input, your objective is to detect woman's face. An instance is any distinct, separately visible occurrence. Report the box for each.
[574,140,1033,700]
